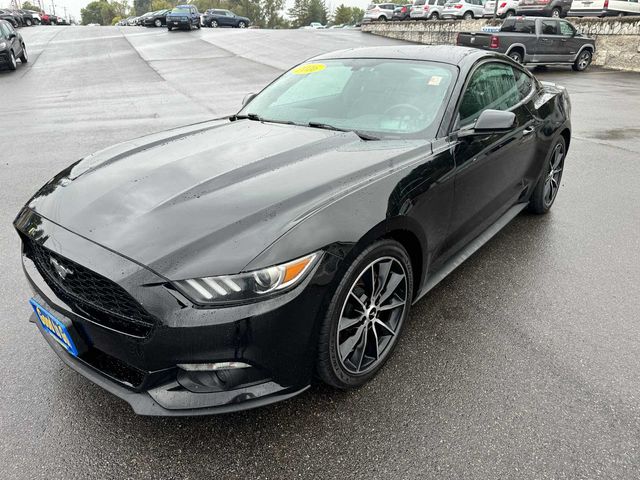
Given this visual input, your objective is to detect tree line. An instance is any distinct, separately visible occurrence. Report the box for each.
[80,0,363,28]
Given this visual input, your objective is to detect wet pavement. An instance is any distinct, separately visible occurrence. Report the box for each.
[1,26,639,480]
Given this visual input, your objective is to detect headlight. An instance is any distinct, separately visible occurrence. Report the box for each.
[173,252,320,306]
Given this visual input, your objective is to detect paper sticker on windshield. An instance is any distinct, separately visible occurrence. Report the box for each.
[292,63,326,75]
[428,76,443,86]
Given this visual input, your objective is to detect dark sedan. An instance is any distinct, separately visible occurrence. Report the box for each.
[15,46,571,415]
[202,9,250,28]
[392,4,413,19]
[0,19,27,70]
[0,9,20,27]
[143,9,170,27]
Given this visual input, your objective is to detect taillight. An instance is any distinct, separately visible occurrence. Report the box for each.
[490,35,500,49]
[500,2,506,6]
[402,6,407,11]
[604,0,609,7]
[424,4,430,9]
[454,3,463,8]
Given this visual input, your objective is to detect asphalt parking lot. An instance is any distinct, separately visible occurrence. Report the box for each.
[1,25,639,479]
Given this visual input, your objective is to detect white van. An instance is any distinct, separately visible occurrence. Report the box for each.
[569,0,640,16]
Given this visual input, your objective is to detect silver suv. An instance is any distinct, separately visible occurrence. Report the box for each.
[410,0,447,19]
[363,3,400,21]
[442,0,486,19]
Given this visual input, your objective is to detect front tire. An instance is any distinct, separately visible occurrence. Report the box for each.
[211,20,218,27]
[167,26,172,31]
[528,136,566,214]
[551,7,561,17]
[238,21,246,28]
[8,50,17,70]
[572,49,592,71]
[317,239,413,389]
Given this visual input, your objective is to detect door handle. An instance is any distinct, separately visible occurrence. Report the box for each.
[523,126,535,136]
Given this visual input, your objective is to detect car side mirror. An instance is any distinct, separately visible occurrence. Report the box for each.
[457,110,516,138]
[8,33,16,39]
[242,93,256,107]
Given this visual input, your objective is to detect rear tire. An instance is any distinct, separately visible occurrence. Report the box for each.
[429,12,439,19]
[19,44,28,63]
[378,15,387,21]
[528,136,566,214]
[26,19,33,26]
[463,11,473,20]
[508,49,523,63]
[572,49,592,71]
[154,19,162,27]
[551,7,561,17]
[504,9,516,17]
[212,20,218,27]
[316,239,413,389]
[167,26,172,31]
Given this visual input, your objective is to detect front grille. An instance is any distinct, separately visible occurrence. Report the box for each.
[24,238,157,337]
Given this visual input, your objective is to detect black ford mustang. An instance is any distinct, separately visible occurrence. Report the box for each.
[15,46,570,415]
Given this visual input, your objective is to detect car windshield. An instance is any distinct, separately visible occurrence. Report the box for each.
[238,58,457,140]
[171,7,190,13]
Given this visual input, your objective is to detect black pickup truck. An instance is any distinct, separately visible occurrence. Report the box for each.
[457,17,596,72]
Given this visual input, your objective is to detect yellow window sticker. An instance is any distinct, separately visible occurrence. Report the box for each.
[428,76,443,86]
[292,63,327,75]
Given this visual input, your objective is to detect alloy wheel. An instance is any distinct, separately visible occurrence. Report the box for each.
[155,19,162,27]
[543,142,564,207]
[551,8,560,17]
[239,21,246,28]
[577,51,591,70]
[337,257,408,375]
[9,51,17,70]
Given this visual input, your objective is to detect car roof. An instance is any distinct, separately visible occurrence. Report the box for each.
[310,45,490,66]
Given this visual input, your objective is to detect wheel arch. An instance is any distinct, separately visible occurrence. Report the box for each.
[506,44,526,58]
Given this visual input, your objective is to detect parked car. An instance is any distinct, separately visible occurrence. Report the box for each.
[0,19,27,70]
[457,16,595,70]
[167,5,201,30]
[392,4,413,19]
[442,0,486,19]
[411,0,448,18]
[202,9,250,28]
[40,12,54,25]
[482,0,519,17]
[24,10,42,24]
[363,3,401,21]
[569,0,640,16]
[517,0,572,17]
[143,9,170,27]
[55,16,69,25]
[15,45,572,415]
[0,10,20,28]
[13,9,37,26]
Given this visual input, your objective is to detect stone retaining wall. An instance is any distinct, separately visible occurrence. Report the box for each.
[361,17,640,72]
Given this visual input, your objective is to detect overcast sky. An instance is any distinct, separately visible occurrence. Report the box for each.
[1,0,371,23]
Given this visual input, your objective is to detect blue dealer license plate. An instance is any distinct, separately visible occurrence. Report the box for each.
[30,299,79,356]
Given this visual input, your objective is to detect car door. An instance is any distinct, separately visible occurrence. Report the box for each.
[558,20,581,61]
[443,61,540,257]
[536,19,562,62]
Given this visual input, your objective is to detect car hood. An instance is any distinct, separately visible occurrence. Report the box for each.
[26,119,427,280]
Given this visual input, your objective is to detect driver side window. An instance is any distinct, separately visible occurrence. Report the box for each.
[458,62,521,127]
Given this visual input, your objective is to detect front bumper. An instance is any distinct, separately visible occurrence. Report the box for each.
[15,208,342,415]
[167,18,192,27]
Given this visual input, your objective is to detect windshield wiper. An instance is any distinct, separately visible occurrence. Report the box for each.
[307,122,379,141]
[230,114,298,127]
